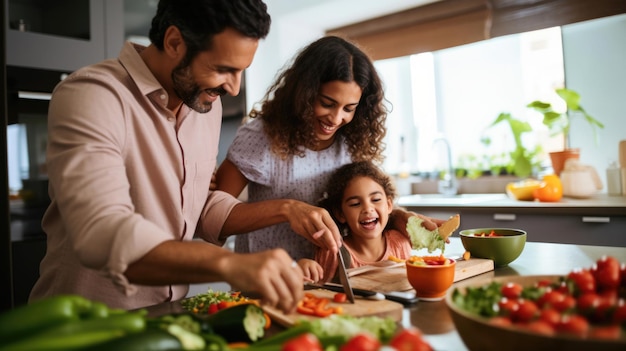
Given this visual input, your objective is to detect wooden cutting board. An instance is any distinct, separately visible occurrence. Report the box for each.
[349,258,495,293]
[263,288,403,327]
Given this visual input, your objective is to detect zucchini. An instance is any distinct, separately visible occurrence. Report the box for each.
[203,303,267,343]
[86,329,183,351]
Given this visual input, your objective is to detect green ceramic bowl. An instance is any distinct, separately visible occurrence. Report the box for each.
[459,228,526,267]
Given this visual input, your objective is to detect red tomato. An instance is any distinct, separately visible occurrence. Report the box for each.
[512,299,539,323]
[557,314,589,337]
[588,325,621,340]
[577,292,601,314]
[620,263,626,288]
[281,333,323,351]
[489,316,513,327]
[523,320,555,336]
[553,294,576,312]
[497,297,519,317]
[501,282,523,299]
[539,308,561,328]
[592,256,621,291]
[389,327,433,351]
[333,293,347,303]
[340,333,380,351]
[537,290,565,309]
[567,268,596,295]
[612,302,626,325]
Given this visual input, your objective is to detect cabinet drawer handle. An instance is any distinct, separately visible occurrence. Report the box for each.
[582,217,610,223]
[493,213,516,221]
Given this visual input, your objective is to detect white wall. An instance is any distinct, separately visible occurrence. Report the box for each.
[562,14,626,191]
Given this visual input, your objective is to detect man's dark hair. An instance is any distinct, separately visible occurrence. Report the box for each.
[149,0,271,59]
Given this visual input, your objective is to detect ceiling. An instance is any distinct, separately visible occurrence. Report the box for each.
[124,0,440,38]
[265,0,439,30]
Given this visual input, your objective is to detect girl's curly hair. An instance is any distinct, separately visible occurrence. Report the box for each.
[249,36,389,163]
[319,161,396,229]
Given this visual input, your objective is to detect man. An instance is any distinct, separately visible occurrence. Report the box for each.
[29,0,342,313]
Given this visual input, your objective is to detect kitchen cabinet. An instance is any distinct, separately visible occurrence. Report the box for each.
[5,0,127,71]
[399,194,626,247]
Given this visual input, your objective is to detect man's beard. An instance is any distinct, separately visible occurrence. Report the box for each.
[171,64,226,114]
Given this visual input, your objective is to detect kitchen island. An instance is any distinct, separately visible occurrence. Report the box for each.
[144,238,626,350]
[399,193,626,247]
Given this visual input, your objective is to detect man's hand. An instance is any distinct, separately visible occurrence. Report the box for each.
[282,200,342,255]
[224,249,304,314]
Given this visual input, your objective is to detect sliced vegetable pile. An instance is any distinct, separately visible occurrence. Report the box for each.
[452,255,626,339]
[407,255,453,267]
[245,314,433,351]
[0,294,269,350]
[182,289,255,315]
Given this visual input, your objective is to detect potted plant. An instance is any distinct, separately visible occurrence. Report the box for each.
[527,88,604,175]
[482,112,542,178]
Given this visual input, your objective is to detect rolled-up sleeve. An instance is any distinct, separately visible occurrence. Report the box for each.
[196,190,241,246]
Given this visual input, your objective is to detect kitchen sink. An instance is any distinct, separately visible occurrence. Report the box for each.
[397,193,507,206]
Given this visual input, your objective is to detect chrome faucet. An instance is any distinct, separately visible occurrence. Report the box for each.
[433,136,458,196]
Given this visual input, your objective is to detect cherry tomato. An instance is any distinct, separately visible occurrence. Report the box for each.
[591,256,620,291]
[588,325,621,340]
[489,316,513,327]
[557,314,589,337]
[497,297,519,317]
[620,263,626,288]
[553,294,576,312]
[577,292,601,314]
[512,299,539,323]
[524,320,555,336]
[389,327,433,351]
[612,302,626,325]
[501,282,523,299]
[333,293,347,303]
[567,268,596,295]
[537,290,565,309]
[282,333,323,351]
[539,308,561,328]
[340,333,380,351]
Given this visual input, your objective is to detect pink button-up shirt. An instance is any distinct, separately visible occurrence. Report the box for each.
[29,42,240,309]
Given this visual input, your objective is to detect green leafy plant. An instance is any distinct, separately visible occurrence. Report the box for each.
[526,88,604,150]
[482,112,542,178]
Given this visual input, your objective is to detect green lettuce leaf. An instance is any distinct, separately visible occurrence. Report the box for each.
[406,216,445,253]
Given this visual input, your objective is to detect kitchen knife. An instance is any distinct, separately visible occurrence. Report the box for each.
[307,282,385,300]
[337,248,356,303]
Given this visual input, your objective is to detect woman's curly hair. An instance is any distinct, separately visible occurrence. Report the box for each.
[249,36,389,163]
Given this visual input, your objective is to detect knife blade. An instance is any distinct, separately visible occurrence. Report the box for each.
[311,282,385,300]
[337,248,356,303]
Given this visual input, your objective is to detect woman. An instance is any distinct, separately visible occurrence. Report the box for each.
[216,36,439,261]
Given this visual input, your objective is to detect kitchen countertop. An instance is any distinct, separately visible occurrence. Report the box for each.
[143,238,626,350]
[398,193,626,215]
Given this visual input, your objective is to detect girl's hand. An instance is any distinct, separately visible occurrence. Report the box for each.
[298,258,324,283]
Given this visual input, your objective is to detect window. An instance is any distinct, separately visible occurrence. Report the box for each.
[376,27,564,176]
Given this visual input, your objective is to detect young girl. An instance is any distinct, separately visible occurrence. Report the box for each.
[299,161,413,283]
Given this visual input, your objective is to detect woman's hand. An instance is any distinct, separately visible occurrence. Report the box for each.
[283,200,343,255]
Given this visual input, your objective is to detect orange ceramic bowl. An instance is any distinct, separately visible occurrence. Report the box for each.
[406,256,456,301]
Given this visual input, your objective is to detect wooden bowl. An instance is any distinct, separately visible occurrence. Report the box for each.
[406,258,456,301]
[446,275,626,351]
